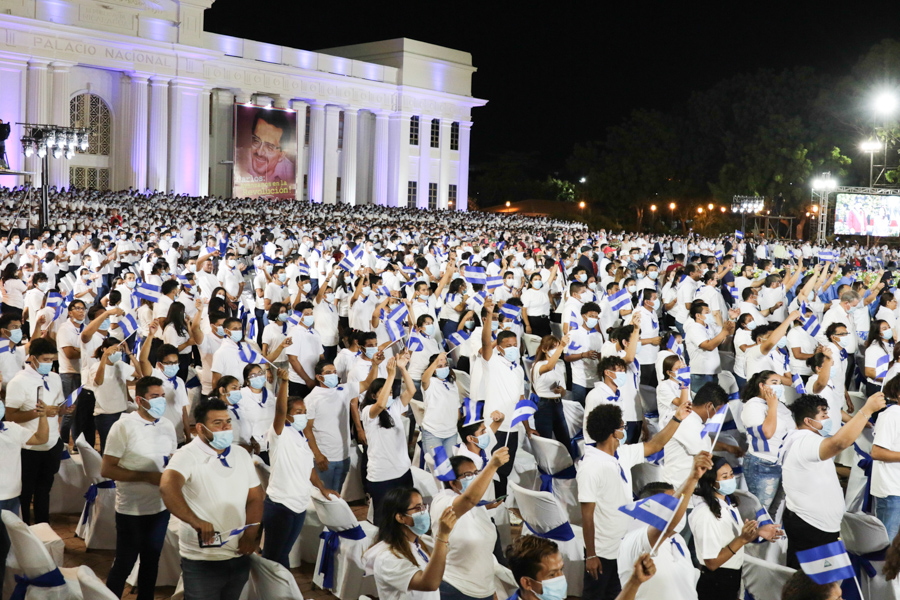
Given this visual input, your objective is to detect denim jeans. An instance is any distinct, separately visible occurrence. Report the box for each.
[438,580,493,600]
[368,469,413,525]
[0,497,21,589]
[106,510,169,600]
[582,555,621,600]
[533,397,574,458]
[744,452,782,513]
[94,412,122,455]
[876,495,900,542]
[181,555,251,600]
[319,458,351,493]
[59,372,82,445]
[571,384,588,407]
[20,439,63,524]
[261,497,306,570]
[734,374,747,393]
[421,429,458,459]
[690,373,716,394]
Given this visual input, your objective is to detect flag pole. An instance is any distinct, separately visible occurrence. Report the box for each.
[710,403,731,451]
[852,574,864,600]
[649,494,683,557]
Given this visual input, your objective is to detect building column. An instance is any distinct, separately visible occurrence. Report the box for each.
[438,118,452,208]
[128,74,149,191]
[25,60,50,186]
[322,105,340,204]
[356,110,373,205]
[0,58,27,178]
[340,108,358,205]
[198,87,211,196]
[387,112,412,207]
[291,99,309,201]
[307,102,325,203]
[372,110,389,206]
[48,62,72,190]
[167,79,204,195]
[456,121,472,211]
[208,88,233,198]
[147,76,170,193]
[417,115,431,209]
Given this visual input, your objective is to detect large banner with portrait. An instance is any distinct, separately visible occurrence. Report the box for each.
[233,104,297,200]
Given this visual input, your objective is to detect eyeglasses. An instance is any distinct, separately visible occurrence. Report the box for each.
[457,470,479,480]
[405,504,427,515]
[251,135,281,155]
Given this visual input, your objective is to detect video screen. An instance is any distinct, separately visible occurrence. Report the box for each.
[834,193,900,236]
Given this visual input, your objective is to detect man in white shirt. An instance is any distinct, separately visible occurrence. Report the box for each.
[670,264,700,335]
[285,301,324,397]
[781,392,884,569]
[872,377,900,541]
[684,301,734,393]
[816,291,861,388]
[57,298,87,448]
[160,398,263,600]
[565,301,604,406]
[101,376,178,600]
[630,290,661,386]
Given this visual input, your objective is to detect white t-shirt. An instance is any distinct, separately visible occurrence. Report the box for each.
[741,397,795,464]
[632,306,660,365]
[285,327,324,384]
[57,320,83,374]
[371,538,438,600]
[531,359,565,399]
[873,404,900,498]
[865,343,892,385]
[430,490,496,597]
[481,351,526,433]
[618,526,697,600]
[578,443,645,559]
[104,411,177,515]
[786,327,817,376]
[306,383,358,462]
[6,366,64,451]
[662,411,710,487]
[0,422,35,500]
[421,376,462,438]
[689,497,744,570]
[362,401,410,482]
[266,424,314,514]
[165,438,261,561]
[781,429,845,532]
[566,328,604,388]
[90,360,136,415]
[684,320,719,375]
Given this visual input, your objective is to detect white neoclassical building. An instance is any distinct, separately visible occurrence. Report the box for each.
[0,0,486,209]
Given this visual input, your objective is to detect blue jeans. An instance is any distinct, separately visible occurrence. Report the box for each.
[0,497,21,589]
[59,373,82,445]
[421,429,458,459]
[368,469,413,525]
[534,397,574,458]
[181,555,251,600]
[571,384,588,407]
[734,374,747,393]
[690,373,716,394]
[744,452,782,513]
[438,580,493,600]
[94,412,122,455]
[877,496,900,542]
[106,510,169,600]
[319,458,350,493]
[261,497,306,570]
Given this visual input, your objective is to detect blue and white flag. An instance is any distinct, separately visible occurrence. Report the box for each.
[618,493,681,532]
[407,333,425,352]
[792,373,806,394]
[386,318,405,343]
[65,385,83,408]
[376,285,390,297]
[877,354,890,379]
[510,395,538,428]
[796,541,855,585]
[337,244,364,272]
[667,335,682,357]
[735,230,744,240]
[119,313,139,339]
[715,249,723,261]
[462,396,483,426]
[470,290,488,309]
[134,282,160,303]
[238,344,265,365]
[819,250,835,262]
[701,404,729,440]
[463,266,486,285]
[432,446,456,482]
[447,329,472,347]
[500,303,521,322]
[297,263,310,277]
[676,367,690,388]
[486,275,503,290]
[609,288,631,312]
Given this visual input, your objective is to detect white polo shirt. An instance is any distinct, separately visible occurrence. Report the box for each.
[285,327,324,384]
[0,422,35,500]
[578,443,645,559]
[211,338,250,384]
[362,401,410,482]
[422,376,462,438]
[57,320,83,374]
[89,360,136,416]
[632,306,660,365]
[567,327,604,388]
[684,320,720,375]
[481,351,526,434]
[165,438,260,561]
[266,423,315,514]
[430,489,497,598]
[306,383,359,462]
[618,526,697,600]
[662,410,710,487]
[781,429,845,532]
[104,411,177,515]
[6,365,64,451]
[689,497,744,570]
[872,404,900,499]
[197,332,224,395]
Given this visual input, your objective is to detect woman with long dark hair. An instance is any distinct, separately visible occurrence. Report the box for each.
[365,486,458,600]
[0,262,26,315]
[162,301,196,381]
[420,352,462,458]
[865,319,894,397]
[530,334,572,453]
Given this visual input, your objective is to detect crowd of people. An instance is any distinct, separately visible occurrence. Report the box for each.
[0,183,897,600]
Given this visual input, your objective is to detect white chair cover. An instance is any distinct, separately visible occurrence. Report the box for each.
[630,463,664,498]
[253,455,270,493]
[73,435,117,550]
[126,515,183,588]
[50,450,90,515]
[310,494,378,600]
[528,436,580,526]
[845,428,874,513]
[493,562,518,600]
[1,510,69,600]
[453,370,470,399]
[840,511,900,600]
[732,490,786,564]
[411,466,439,507]
[741,555,795,600]
[561,400,584,440]
[26,524,65,568]
[522,334,542,358]
[340,445,366,503]
[69,565,120,599]
[244,553,304,600]
[508,482,584,597]
[408,400,426,436]
[509,442,538,497]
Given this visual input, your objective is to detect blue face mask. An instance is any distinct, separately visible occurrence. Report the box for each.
[532,280,543,289]
[406,510,431,537]
[126,280,136,289]
[458,475,475,492]
[230,330,242,343]
[162,364,179,379]
[613,371,629,389]
[424,323,435,336]
[385,396,397,409]
[143,397,166,419]
[776,337,787,349]
[464,320,475,330]
[323,373,339,388]
[746,321,757,331]
[302,315,315,328]
[653,299,661,311]
[36,361,53,376]
[216,325,226,337]
[291,414,308,431]
[475,432,491,449]
[813,417,837,437]
[435,367,450,379]
[884,330,893,340]
[503,346,520,363]
[8,329,22,344]
[717,478,737,496]
[278,313,289,322]
[249,374,266,389]
[100,319,111,331]
[491,321,499,331]
[585,316,598,330]
[365,347,377,359]
[534,575,568,600]
[228,390,242,404]
[204,426,233,451]
[771,384,784,401]
[109,351,122,364]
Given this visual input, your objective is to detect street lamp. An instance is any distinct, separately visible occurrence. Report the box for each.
[812,205,818,213]
[720,206,726,213]
[861,139,881,187]
[697,207,704,214]
[707,203,714,211]
[875,93,898,115]
[650,204,657,212]
[505,201,510,207]
[579,177,586,184]
[579,201,586,209]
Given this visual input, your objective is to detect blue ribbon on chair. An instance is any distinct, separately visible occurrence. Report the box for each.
[10,568,66,600]
[81,480,117,526]
[843,548,887,600]
[60,448,70,460]
[852,443,874,513]
[537,464,577,494]
[522,519,575,542]
[569,430,584,460]
[317,525,367,590]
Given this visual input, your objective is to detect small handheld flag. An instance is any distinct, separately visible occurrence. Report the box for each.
[461,397,484,426]
[676,367,690,388]
[796,541,856,585]
[499,303,522,322]
[609,289,631,312]
[134,282,160,303]
[735,230,744,240]
[486,275,503,290]
[701,404,729,441]
[510,395,537,429]
[618,493,681,533]
[119,313,140,339]
[792,373,806,394]
[463,266,487,285]
[432,446,456,482]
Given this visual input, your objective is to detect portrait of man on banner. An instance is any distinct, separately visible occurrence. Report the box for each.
[233,104,297,200]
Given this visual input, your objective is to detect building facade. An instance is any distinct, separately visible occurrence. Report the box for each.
[0,0,486,209]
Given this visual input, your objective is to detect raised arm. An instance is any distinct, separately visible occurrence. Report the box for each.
[480,297,495,361]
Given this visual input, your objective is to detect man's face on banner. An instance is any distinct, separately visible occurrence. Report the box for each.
[250,119,284,178]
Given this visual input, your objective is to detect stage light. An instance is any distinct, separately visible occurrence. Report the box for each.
[68,134,76,150]
[23,144,33,158]
[506,201,510,207]
[46,132,55,148]
[65,148,74,160]
[52,147,62,159]
[875,93,897,114]
[80,136,89,151]
[812,205,819,213]
[37,146,46,158]
[861,140,881,152]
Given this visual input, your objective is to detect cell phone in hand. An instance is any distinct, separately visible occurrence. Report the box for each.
[197,531,222,548]
[493,495,508,503]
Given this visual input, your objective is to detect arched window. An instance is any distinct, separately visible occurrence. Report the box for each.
[69,93,111,190]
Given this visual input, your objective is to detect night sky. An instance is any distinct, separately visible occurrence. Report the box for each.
[204,2,900,173]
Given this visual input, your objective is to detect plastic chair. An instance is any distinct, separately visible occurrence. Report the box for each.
[74,434,117,550]
[50,448,90,514]
[310,493,378,600]
[1,509,70,600]
[741,555,795,600]
[245,553,304,599]
[841,511,899,600]
[453,369,470,399]
[528,436,580,526]
[508,482,584,597]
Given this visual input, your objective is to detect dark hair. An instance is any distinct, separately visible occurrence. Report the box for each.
[824,322,847,340]
[242,361,265,385]
[497,330,517,346]
[267,302,286,322]
[135,375,164,399]
[250,108,294,148]
[742,370,777,402]
[194,397,229,426]
[376,487,429,566]
[598,355,626,377]
[428,353,455,383]
[662,354,682,380]
[689,301,708,320]
[693,382,728,407]
[1,262,19,282]
[866,319,891,352]
[693,457,738,519]
[0,312,22,332]
[29,337,56,357]
[157,343,179,364]
[165,301,188,337]
[885,375,900,403]
[780,572,840,599]
[789,394,829,427]
[214,375,240,401]
[360,378,394,429]
[208,311,227,327]
[581,302,601,315]
[506,535,560,591]
[458,418,483,442]
[586,404,622,444]
[160,279,179,297]
[444,455,476,489]
[93,336,121,359]
[639,481,674,499]
[806,352,829,373]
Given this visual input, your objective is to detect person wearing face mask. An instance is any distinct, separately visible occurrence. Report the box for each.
[521,270,556,338]
[865,318,895,397]
[160,398,264,600]
[781,392,885,569]
[210,316,256,390]
[807,350,853,430]
[90,338,141,454]
[561,281,589,336]
[429,449,509,600]
[690,458,782,600]
[738,287,770,329]
[506,535,571,600]
[263,265,291,311]
[565,302,604,406]
[816,290,861,381]
[408,315,443,396]
[350,274,380,333]
[617,453,714,600]
[740,370,796,513]
[313,274,340,362]
[22,271,49,337]
[5,338,69,524]
[363,486,459,600]
[656,354,691,428]
[759,271,802,325]
[212,375,258,455]
[670,264,701,336]
[731,314,756,390]
[261,368,338,569]
[531,334,573,453]
[780,572,843,600]
[876,291,900,342]
[217,251,245,309]
[872,376,900,542]
[630,290,662,387]
[361,355,417,522]
[140,335,192,445]
[684,301,735,393]
[0,313,26,390]
[193,312,227,399]
[493,270,518,304]
[285,301,325,396]
[743,313,802,388]
[306,357,380,492]
[420,352,464,457]
[579,402,691,600]
[100,376,177,600]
